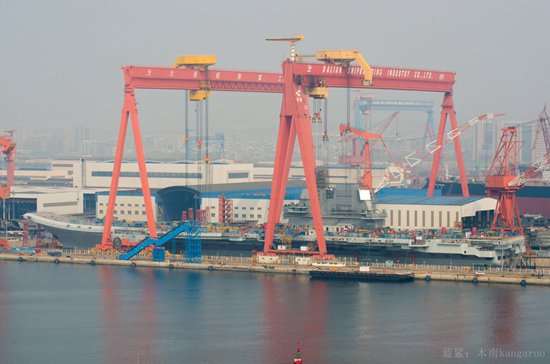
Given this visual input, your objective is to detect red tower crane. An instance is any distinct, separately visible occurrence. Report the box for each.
[99,36,465,257]
[339,124,392,191]
[340,111,399,166]
[0,131,16,199]
[485,127,550,240]
[486,127,523,235]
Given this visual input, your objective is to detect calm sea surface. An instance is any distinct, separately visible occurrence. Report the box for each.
[0,260,549,364]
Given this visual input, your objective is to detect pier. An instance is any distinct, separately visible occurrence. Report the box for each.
[2,249,550,287]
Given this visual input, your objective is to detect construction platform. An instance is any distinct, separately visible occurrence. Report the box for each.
[1,250,549,287]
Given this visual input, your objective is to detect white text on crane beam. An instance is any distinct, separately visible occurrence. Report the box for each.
[320,65,437,80]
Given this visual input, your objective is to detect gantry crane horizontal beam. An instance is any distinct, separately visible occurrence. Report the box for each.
[122,64,455,93]
[356,98,434,112]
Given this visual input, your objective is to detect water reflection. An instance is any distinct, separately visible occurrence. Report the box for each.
[98,266,158,363]
[425,282,468,347]
[1,262,544,363]
[487,287,520,348]
[0,263,8,362]
[262,275,328,363]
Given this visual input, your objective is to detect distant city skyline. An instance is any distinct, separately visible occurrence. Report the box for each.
[1,1,549,138]
[12,117,544,180]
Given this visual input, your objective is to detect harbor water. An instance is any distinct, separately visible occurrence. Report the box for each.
[1,260,549,363]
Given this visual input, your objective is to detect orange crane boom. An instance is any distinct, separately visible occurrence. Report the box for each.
[339,124,393,191]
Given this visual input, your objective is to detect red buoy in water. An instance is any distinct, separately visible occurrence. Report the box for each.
[293,342,303,364]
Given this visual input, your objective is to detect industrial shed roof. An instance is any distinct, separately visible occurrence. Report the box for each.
[375,195,490,206]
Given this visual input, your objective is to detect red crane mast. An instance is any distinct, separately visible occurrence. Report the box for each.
[0,132,16,199]
[100,38,466,257]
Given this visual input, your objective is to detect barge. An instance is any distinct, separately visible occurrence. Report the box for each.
[309,269,414,282]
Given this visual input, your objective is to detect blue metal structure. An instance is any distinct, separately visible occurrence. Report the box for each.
[354,97,435,144]
[184,223,202,263]
[119,221,199,261]
[152,247,166,262]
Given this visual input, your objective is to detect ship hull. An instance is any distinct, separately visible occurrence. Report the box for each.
[25,213,523,266]
[44,225,102,249]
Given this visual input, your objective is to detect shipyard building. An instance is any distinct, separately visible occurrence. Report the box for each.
[1,159,497,231]
[375,195,496,230]
[95,181,305,224]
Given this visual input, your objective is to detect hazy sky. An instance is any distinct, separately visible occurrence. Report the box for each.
[1,0,549,139]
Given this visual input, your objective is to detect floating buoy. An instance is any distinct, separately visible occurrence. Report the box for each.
[520,279,527,286]
[294,342,303,364]
[472,277,478,284]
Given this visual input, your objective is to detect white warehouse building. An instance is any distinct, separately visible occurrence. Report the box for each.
[375,195,497,230]
[76,160,254,189]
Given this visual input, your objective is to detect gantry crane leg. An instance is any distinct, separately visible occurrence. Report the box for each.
[448,98,469,197]
[264,62,327,255]
[129,98,157,238]
[274,122,297,226]
[295,103,327,255]
[264,116,293,252]
[100,92,157,248]
[427,93,470,197]
[101,96,130,248]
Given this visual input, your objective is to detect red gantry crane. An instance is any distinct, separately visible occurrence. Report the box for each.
[0,131,16,199]
[100,36,465,257]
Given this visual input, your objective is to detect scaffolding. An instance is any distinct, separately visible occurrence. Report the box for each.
[184,222,202,263]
